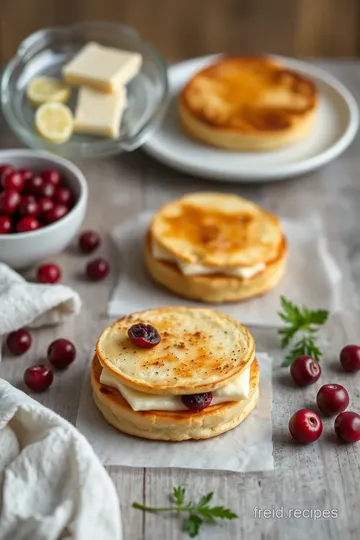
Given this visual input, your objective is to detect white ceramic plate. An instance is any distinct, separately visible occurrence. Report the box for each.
[144,55,359,182]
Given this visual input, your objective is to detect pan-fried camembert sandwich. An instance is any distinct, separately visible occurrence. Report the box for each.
[145,192,287,303]
[92,307,259,441]
[179,56,318,151]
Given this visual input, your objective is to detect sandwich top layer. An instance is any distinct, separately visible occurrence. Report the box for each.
[96,307,255,395]
[150,192,283,269]
[180,56,317,134]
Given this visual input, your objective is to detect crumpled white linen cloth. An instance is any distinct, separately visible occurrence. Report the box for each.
[0,379,122,540]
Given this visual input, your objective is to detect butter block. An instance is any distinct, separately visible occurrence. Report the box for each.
[63,42,142,93]
[73,85,127,139]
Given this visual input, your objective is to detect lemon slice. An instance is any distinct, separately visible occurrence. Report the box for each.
[35,102,74,144]
[26,76,71,106]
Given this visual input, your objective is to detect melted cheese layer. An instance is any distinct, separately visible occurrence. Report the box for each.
[100,366,250,411]
[152,239,265,278]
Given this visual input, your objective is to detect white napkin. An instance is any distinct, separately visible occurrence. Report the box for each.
[76,353,273,473]
[0,378,122,540]
[0,263,81,358]
[107,212,343,326]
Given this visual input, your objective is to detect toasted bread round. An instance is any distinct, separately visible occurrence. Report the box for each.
[145,233,287,303]
[96,307,254,395]
[179,56,318,151]
[92,354,259,441]
[150,192,283,268]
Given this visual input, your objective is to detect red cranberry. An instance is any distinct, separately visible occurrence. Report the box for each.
[181,392,213,412]
[47,338,76,369]
[19,195,39,217]
[0,215,12,234]
[44,204,68,224]
[79,230,101,253]
[2,171,24,192]
[0,164,14,182]
[0,189,21,215]
[24,364,53,392]
[19,168,34,183]
[41,169,61,187]
[317,384,349,416]
[55,187,72,206]
[37,197,55,216]
[340,345,360,372]
[6,329,32,355]
[288,409,323,444]
[290,355,321,387]
[38,182,55,199]
[25,175,44,196]
[37,263,61,284]
[16,216,40,233]
[86,258,110,281]
[335,411,360,443]
[128,323,161,348]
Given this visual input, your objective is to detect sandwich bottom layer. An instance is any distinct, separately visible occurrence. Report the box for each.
[91,355,260,441]
[144,235,287,303]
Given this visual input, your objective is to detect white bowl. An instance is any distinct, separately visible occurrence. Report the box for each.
[0,149,88,269]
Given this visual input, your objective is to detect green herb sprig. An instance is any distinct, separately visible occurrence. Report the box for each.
[278,296,329,366]
[132,486,238,538]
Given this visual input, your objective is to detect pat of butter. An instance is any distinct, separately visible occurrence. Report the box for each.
[63,42,142,92]
[152,239,265,279]
[73,86,126,139]
[100,366,250,412]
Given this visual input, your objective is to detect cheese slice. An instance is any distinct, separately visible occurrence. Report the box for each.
[73,86,127,139]
[152,238,265,278]
[100,365,250,412]
[63,42,142,92]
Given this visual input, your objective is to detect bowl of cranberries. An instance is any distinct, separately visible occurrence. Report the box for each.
[0,149,88,268]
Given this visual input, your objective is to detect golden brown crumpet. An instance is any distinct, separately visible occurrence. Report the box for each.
[96,307,255,395]
[179,56,318,151]
[92,354,260,441]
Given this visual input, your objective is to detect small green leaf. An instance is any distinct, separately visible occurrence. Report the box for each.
[185,514,203,537]
[197,492,213,508]
[199,506,238,520]
[173,486,186,507]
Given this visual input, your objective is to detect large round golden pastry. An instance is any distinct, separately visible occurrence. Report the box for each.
[179,56,318,151]
[146,192,287,303]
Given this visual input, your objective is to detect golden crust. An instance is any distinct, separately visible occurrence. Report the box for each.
[96,307,255,395]
[150,192,283,267]
[145,234,287,303]
[91,354,260,441]
[179,56,318,151]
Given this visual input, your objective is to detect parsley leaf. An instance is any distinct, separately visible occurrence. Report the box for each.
[173,486,186,507]
[185,514,203,537]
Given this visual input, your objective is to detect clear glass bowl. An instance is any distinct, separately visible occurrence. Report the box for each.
[1,21,169,158]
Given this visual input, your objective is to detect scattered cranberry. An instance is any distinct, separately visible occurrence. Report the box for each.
[317,384,349,416]
[340,345,360,372]
[41,169,61,187]
[47,338,76,369]
[25,175,44,196]
[0,189,21,215]
[181,392,213,412]
[0,164,14,182]
[16,216,40,233]
[86,258,110,281]
[288,409,323,444]
[55,187,72,206]
[19,168,34,183]
[19,195,39,217]
[128,323,161,348]
[335,411,360,443]
[37,263,61,284]
[38,182,55,199]
[79,230,101,253]
[44,204,68,224]
[6,329,32,355]
[24,364,53,392]
[37,197,55,216]
[2,171,24,192]
[0,215,12,234]
[290,355,321,387]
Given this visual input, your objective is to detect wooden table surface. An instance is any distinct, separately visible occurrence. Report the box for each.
[1,60,360,540]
